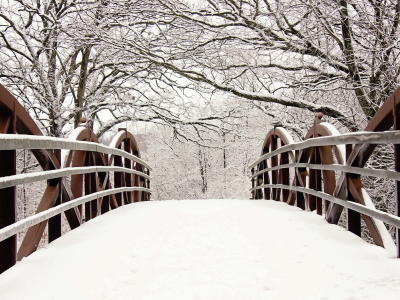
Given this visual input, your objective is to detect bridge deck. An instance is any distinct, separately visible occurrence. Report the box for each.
[0,200,399,300]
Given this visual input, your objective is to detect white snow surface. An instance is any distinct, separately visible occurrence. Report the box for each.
[1,199,400,300]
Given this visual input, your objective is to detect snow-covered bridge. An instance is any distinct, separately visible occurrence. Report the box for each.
[1,199,400,300]
[2,80,400,299]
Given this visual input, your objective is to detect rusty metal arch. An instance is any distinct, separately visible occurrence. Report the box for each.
[261,127,295,158]
[303,122,346,164]
[109,130,141,161]
[324,86,400,248]
[109,130,149,204]
[329,87,400,214]
[289,121,345,211]
[17,124,110,260]
[255,127,295,201]
[0,84,76,263]
[0,84,153,273]
[0,84,60,170]
[296,120,391,248]
[62,125,113,223]
[253,111,397,250]
[12,124,150,262]
[0,83,150,265]
[256,123,342,208]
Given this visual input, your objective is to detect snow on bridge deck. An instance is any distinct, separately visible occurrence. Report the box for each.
[0,200,400,300]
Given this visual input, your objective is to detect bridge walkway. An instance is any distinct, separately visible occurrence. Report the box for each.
[0,200,399,300]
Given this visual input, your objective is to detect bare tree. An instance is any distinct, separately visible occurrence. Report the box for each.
[93,0,400,131]
[0,2,170,136]
[142,96,268,200]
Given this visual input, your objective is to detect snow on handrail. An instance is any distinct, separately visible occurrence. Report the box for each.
[249,163,400,181]
[0,166,151,190]
[0,134,153,171]
[250,184,400,229]
[249,130,400,169]
[0,186,151,243]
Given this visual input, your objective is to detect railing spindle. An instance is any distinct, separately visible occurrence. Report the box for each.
[101,154,110,214]
[0,103,16,273]
[48,149,62,242]
[346,144,361,236]
[251,168,255,199]
[393,96,400,258]
[271,135,278,200]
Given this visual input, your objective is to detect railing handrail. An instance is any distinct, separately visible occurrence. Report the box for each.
[249,130,400,169]
[0,130,153,270]
[0,134,153,171]
[249,119,400,256]
[0,186,152,243]
[0,166,151,190]
[249,162,400,181]
[0,84,154,274]
[251,184,400,229]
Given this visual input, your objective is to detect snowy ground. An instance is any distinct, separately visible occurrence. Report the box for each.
[0,199,400,300]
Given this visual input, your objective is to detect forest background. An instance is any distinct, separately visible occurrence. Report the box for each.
[1,0,400,243]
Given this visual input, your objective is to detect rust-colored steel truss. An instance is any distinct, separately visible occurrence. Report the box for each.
[251,86,400,258]
[0,84,152,274]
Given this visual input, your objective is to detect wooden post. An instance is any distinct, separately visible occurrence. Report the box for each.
[314,113,323,215]
[315,148,322,215]
[254,164,259,199]
[281,150,289,203]
[295,150,305,210]
[393,95,400,258]
[146,169,150,201]
[263,150,271,200]
[114,144,123,206]
[251,168,255,199]
[271,134,278,200]
[124,133,132,203]
[0,104,16,273]
[308,147,317,211]
[48,149,62,243]
[134,162,140,202]
[256,162,263,199]
[346,144,361,237]
[84,153,92,222]
[101,154,110,214]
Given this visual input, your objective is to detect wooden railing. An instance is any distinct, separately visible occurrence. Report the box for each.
[0,85,152,274]
[249,87,400,258]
